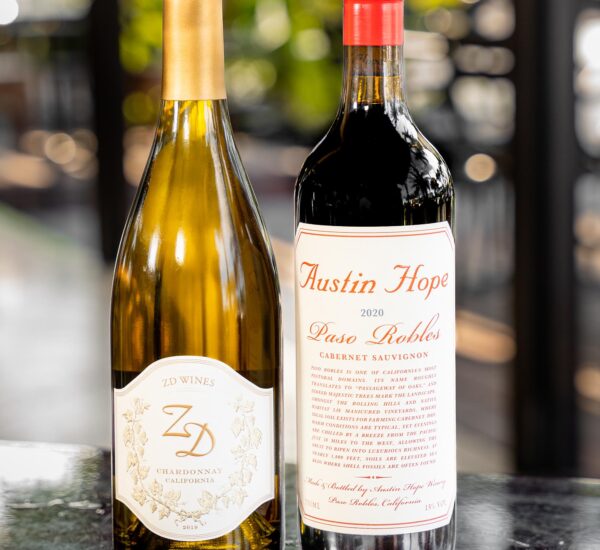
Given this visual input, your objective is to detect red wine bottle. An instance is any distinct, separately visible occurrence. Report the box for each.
[294,1,456,548]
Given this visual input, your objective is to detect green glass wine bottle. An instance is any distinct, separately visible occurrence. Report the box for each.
[111,1,283,548]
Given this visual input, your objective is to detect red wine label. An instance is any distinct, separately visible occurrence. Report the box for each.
[344,0,404,46]
[295,222,456,535]
[114,356,275,541]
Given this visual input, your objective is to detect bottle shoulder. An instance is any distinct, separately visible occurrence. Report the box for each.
[296,105,453,197]
[295,105,454,227]
[113,138,279,296]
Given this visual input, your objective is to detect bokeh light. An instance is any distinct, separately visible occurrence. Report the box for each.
[454,45,514,75]
[291,29,331,61]
[473,0,514,41]
[577,12,600,71]
[576,365,600,404]
[227,58,277,104]
[0,0,19,26]
[44,133,77,166]
[254,0,291,50]
[465,153,497,182]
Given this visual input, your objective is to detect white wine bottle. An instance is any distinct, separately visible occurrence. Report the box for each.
[111,1,283,548]
[295,0,456,548]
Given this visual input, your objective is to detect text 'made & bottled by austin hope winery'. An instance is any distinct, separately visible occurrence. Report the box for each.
[111,0,283,548]
[295,0,457,548]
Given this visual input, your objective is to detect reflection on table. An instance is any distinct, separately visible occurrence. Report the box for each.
[1,442,599,549]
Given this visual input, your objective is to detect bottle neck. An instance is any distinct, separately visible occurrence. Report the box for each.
[342,46,405,110]
[162,0,226,101]
[155,100,229,143]
[341,0,405,112]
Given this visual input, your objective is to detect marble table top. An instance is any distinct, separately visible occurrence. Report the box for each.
[0,441,599,549]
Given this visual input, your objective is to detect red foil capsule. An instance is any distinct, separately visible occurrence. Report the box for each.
[344,0,404,46]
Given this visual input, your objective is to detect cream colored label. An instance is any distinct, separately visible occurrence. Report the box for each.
[295,223,456,535]
[114,356,275,541]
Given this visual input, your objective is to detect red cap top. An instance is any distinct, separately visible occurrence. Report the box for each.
[344,0,404,46]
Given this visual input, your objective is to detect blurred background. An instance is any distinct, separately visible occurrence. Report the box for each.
[0,0,597,477]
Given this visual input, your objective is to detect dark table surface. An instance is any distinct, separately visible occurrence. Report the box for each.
[0,441,599,549]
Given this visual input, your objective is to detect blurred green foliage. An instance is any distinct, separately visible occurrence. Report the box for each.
[120,0,162,75]
[120,0,468,135]
[407,0,463,9]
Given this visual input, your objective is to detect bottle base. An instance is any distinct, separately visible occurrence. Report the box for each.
[299,510,456,550]
[114,512,280,550]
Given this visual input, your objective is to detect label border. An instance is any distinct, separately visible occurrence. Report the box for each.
[114,355,276,542]
[295,221,456,536]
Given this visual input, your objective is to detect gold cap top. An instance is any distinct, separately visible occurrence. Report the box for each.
[162,0,226,100]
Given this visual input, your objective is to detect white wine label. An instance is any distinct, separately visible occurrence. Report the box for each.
[114,356,275,541]
[295,222,456,535]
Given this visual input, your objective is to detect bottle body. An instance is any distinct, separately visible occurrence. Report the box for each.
[294,1,456,548]
[111,2,282,548]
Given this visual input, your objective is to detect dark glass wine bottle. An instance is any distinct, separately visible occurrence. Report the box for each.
[295,0,456,548]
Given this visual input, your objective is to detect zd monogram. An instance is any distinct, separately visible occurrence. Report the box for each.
[162,404,216,458]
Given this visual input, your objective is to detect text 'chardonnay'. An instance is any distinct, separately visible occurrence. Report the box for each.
[111,1,283,548]
[295,0,456,548]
